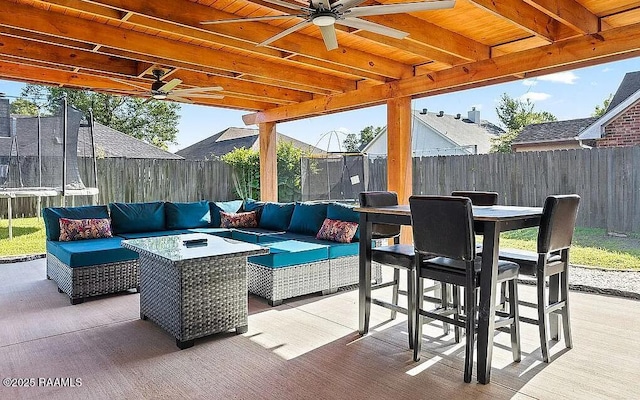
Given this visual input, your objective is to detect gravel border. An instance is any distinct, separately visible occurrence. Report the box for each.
[0,253,46,264]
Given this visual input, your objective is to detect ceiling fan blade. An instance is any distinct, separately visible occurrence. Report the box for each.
[110,77,149,91]
[331,0,368,12]
[318,25,338,51]
[262,0,312,11]
[166,95,195,104]
[142,97,154,104]
[201,15,298,24]
[175,93,225,99]
[338,17,408,39]
[159,78,182,93]
[173,86,224,93]
[347,0,455,17]
[259,20,313,47]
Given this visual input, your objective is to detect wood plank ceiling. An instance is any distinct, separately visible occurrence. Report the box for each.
[0,0,640,125]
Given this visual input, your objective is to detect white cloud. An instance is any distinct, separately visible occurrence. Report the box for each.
[537,71,578,84]
[602,67,612,72]
[522,79,537,86]
[520,92,551,102]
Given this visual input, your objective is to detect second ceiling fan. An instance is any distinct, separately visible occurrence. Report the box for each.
[201,0,455,51]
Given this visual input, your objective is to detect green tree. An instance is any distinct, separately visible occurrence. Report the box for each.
[221,141,310,201]
[9,98,39,116]
[17,84,180,150]
[593,94,613,117]
[491,93,557,153]
[343,125,383,152]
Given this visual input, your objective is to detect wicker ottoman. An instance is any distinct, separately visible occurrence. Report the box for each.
[46,253,139,305]
[122,233,267,349]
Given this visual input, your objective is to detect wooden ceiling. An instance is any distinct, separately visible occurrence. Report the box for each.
[1,0,640,125]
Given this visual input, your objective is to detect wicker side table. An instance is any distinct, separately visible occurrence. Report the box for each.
[122,233,267,349]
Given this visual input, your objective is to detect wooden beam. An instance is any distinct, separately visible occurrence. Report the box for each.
[259,122,278,202]
[364,15,490,61]
[468,0,558,42]
[0,1,356,93]
[0,32,139,76]
[523,0,599,34]
[243,22,640,124]
[386,97,412,244]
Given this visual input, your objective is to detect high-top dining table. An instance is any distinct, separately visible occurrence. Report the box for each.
[355,204,543,384]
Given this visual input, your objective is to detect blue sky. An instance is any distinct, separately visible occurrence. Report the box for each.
[1,56,639,152]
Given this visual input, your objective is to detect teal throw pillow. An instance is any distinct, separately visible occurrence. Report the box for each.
[259,202,295,231]
[287,202,328,235]
[165,201,211,229]
[210,200,243,227]
[109,202,165,234]
[43,205,110,241]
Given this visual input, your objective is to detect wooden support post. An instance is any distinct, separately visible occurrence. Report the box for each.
[386,97,413,243]
[259,122,278,202]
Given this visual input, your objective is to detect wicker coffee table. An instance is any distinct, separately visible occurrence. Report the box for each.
[122,233,268,349]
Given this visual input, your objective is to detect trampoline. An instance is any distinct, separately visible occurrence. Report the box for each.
[1,97,99,239]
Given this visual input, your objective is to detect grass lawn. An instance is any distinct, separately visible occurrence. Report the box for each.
[2,218,639,270]
[1,217,47,257]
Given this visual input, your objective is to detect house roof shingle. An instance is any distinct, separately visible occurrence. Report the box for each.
[606,71,640,112]
[176,127,324,160]
[412,111,503,153]
[513,117,598,144]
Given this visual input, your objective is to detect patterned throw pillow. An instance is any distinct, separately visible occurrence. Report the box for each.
[316,218,358,243]
[220,211,258,228]
[59,218,113,241]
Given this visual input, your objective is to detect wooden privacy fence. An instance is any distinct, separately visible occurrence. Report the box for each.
[3,147,639,233]
[1,158,236,218]
[368,146,640,233]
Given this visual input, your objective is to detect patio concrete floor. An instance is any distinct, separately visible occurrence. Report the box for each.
[1,258,639,399]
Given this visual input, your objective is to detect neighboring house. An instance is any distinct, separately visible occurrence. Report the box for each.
[514,70,640,152]
[176,127,324,160]
[511,117,597,152]
[579,70,640,147]
[361,108,503,157]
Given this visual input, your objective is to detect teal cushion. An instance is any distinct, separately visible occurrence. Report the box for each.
[248,240,328,268]
[117,230,190,239]
[46,237,138,268]
[231,228,288,244]
[109,202,165,234]
[188,227,233,238]
[242,198,264,212]
[210,200,243,227]
[327,203,360,241]
[165,201,211,229]
[43,205,110,241]
[259,202,295,231]
[287,202,328,235]
[270,233,359,258]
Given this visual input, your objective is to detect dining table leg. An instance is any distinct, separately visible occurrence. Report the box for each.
[477,220,500,384]
[359,214,372,335]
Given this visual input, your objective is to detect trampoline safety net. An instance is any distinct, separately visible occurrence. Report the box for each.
[0,99,96,191]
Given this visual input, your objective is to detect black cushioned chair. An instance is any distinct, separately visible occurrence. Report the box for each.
[451,191,499,206]
[498,194,580,362]
[409,195,521,383]
[359,191,415,348]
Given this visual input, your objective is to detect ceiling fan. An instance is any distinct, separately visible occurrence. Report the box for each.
[201,0,455,51]
[110,69,224,103]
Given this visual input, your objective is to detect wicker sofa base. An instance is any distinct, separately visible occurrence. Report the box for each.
[46,253,139,305]
[328,256,383,291]
[248,260,330,306]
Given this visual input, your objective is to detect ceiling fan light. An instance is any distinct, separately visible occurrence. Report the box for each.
[313,15,336,27]
[152,93,167,100]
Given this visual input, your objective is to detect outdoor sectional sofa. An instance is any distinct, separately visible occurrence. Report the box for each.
[43,199,381,305]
